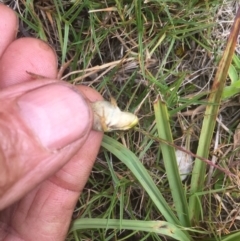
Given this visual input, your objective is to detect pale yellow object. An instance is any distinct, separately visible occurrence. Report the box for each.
[91,99,138,132]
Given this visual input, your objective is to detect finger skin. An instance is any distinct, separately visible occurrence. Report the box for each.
[0,80,95,211]
[0,38,58,88]
[0,5,104,241]
[0,4,18,57]
[0,86,103,241]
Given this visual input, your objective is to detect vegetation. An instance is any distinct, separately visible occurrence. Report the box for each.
[9,0,240,240]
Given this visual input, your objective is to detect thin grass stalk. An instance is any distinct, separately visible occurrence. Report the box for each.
[189,7,240,223]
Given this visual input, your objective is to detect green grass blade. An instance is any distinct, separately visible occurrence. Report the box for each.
[189,8,240,223]
[70,218,191,241]
[62,23,70,65]
[220,232,240,241]
[101,135,180,225]
[134,0,145,79]
[153,96,190,227]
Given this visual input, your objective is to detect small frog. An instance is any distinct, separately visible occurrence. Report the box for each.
[91,98,138,132]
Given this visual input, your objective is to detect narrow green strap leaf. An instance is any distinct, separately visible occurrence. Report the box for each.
[153,96,190,227]
[102,135,180,225]
[221,232,240,241]
[71,218,191,241]
[189,7,240,222]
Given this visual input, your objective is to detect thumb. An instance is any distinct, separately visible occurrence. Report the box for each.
[0,80,92,210]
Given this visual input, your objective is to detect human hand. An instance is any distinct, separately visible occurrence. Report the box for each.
[0,4,103,240]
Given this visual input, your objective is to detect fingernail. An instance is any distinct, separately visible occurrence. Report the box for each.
[17,83,91,149]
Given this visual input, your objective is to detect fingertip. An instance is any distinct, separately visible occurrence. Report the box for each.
[77,85,104,102]
[0,38,58,88]
[77,85,104,136]
[17,82,92,150]
[75,85,103,170]
[0,3,18,57]
[75,85,103,165]
[76,85,104,149]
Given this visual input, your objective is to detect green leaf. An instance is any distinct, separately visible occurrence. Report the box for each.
[232,53,240,68]
[228,64,238,83]
[153,96,190,227]
[70,218,191,241]
[189,8,240,223]
[222,80,240,100]
[221,232,240,241]
[101,135,180,225]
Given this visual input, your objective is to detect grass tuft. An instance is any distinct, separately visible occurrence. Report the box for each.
[10,0,240,240]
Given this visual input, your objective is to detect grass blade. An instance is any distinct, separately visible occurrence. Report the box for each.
[101,135,180,225]
[189,7,240,223]
[153,96,190,227]
[70,218,191,241]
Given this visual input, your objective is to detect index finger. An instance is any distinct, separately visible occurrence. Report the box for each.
[0,4,18,57]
